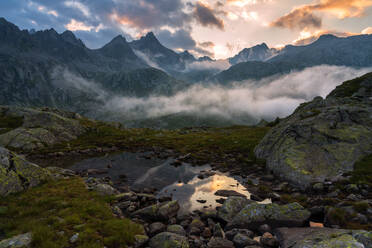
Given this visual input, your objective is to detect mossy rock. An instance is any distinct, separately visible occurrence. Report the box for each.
[255,73,372,189]
[149,232,189,248]
[228,203,310,230]
[0,147,50,196]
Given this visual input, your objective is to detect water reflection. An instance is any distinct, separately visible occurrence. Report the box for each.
[158,173,251,214]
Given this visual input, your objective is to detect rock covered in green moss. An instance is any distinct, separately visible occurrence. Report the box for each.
[0,147,50,196]
[217,196,252,223]
[227,202,310,230]
[255,73,372,189]
[0,106,85,151]
[149,232,189,248]
[275,227,372,248]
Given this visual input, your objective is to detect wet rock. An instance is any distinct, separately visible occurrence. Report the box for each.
[227,203,310,230]
[260,232,278,247]
[134,235,149,248]
[167,225,186,236]
[133,201,180,222]
[215,190,246,198]
[275,227,372,248]
[233,233,259,248]
[0,147,50,196]
[0,233,32,248]
[149,222,166,236]
[197,199,207,204]
[149,232,189,248]
[207,237,234,248]
[217,197,252,223]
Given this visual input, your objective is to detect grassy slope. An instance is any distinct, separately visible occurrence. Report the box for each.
[36,119,270,166]
[0,178,143,248]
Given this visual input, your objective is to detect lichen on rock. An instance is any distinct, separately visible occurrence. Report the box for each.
[255,73,372,189]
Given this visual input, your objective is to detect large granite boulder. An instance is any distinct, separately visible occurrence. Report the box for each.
[275,227,372,248]
[255,72,372,189]
[0,147,50,196]
[217,196,252,223]
[225,202,310,230]
[0,106,85,151]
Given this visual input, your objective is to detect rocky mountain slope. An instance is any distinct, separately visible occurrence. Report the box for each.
[215,34,372,84]
[0,18,184,115]
[255,72,372,189]
[228,43,277,65]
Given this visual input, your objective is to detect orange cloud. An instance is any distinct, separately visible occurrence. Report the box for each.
[271,0,372,30]
[293,29,359,45]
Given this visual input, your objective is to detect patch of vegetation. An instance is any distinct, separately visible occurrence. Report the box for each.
[35,119,270,166]
[353,202,370,213]
[279,194,308,207]
[0,178,143,248]
[350,154,372,186]
[327,72,372,98]
[0,114,23,134]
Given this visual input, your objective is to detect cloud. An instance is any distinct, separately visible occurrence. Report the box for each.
[185,59,230,72]
[362,27,372,34]
[270,7,322,30]
[293,29,358,45]
[227,0,271,7]
[193,1,224,30]
[65,19,95,32]
[101,65,371,123]
[270,0,372,30]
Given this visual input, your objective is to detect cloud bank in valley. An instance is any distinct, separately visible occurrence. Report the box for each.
[101,65,371,124]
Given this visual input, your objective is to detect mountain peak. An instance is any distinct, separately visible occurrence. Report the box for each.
[317,34,338,42]
[60,30,85,47]
[111,35,127,43]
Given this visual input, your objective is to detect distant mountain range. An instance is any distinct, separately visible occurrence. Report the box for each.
[215,34,372,84]
[1,17,372,127]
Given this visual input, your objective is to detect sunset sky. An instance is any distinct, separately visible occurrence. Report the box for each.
[1,0,371,59]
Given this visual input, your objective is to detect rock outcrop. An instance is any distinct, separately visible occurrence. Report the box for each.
[255,72,372,188]
[275,227,372,248]
[0,147,49,196]
[0,106,85,151]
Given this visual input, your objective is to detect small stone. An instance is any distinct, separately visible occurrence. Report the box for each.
[260,232,278,247]
[233,233,259,248]
[213,223,225,238]
[70,233,79,243]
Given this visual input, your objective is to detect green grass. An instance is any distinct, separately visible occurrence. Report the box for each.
[35,119,270,166]
[350,154,372,186]
[0,115,23,134]
[0,178,143,248]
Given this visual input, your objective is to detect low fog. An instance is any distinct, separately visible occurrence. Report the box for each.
[53,65,371,125]
[104,65,371,123]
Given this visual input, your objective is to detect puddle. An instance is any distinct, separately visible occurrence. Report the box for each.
[70,152,270,214]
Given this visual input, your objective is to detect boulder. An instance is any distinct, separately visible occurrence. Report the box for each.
[167,225,186,236]
[0,147,50,196]
[134,235,149,248]
[233,233,259,248]
[0,106,85,151]
[217,197,252,223]
[255,73,372,189]
[133,201,180,221]
[0,233,32,248]
[227,203,310,230]
[149,232,189,248]
[275,227,372,248]
[214,190,247,198]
